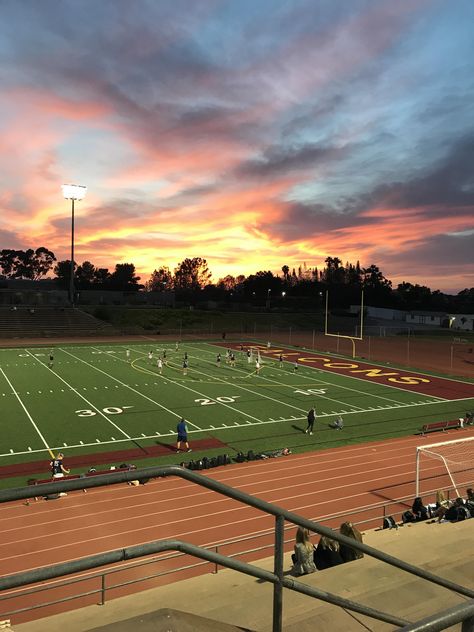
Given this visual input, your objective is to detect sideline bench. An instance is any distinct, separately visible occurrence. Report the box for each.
[420,419,463,436]
[27,466,136,500]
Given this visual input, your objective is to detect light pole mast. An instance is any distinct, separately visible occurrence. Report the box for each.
[61,184,87,307]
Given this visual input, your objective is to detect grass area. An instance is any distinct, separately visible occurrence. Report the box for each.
[0,340,472,488]
[84,306,326,333]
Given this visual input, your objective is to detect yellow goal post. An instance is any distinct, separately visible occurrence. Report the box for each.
[324,290,364,358]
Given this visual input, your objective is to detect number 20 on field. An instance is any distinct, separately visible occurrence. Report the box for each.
[195,396,241,406]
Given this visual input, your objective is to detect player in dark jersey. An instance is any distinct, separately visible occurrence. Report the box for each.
[305,408,316,435]
[50,452,70,478]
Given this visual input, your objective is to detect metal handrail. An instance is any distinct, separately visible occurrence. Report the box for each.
[1,465,473,631]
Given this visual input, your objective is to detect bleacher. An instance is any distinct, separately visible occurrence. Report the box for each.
[12,519,473,632]
[0,307,113,338]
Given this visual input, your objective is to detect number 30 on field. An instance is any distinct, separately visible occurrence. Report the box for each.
[75,406,133,417]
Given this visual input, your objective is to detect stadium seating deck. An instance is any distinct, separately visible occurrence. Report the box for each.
[13,519,473,632]
[0,307,112,338]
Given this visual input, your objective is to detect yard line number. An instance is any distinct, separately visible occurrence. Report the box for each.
[195,396,241,406]
[76,405,134,417]
[294,389,327,396]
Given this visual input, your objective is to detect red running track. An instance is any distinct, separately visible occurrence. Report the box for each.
[1,428,473,624]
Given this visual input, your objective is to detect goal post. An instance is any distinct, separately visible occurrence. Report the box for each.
[324,290,364,358]
[415,435,474,497]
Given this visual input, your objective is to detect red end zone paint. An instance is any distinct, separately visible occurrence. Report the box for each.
[220,342,474,400]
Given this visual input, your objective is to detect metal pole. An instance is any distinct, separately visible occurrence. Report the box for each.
[450,345,454,372]
[100,573,106,605]
[272,515,284,632]
[415,448,420,497]
[462,614,474,632]
[69,198,75,307]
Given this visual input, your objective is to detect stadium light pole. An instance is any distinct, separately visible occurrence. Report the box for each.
[61,184,87,307]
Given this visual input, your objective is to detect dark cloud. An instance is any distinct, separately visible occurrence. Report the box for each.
[368,136,474,209]
[236,142,345,179]
[0,229,23,250]
[384,232,474,268]
[256,134,474,244]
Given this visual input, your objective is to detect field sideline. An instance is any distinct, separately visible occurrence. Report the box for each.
[0,340,473,483]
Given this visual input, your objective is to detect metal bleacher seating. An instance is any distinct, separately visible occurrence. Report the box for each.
[0,307,113,338]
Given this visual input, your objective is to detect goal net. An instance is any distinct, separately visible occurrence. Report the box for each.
[416,436,474,497]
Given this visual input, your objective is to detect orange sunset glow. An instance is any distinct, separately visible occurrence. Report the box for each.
[0,0,473,293]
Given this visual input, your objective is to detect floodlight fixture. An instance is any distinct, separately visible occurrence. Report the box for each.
[61,184,87,200]
[61,183,87,307]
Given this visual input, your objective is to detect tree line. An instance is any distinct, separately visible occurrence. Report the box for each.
[0,248,472,312]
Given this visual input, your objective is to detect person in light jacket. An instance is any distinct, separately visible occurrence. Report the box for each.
[291,527,316,576]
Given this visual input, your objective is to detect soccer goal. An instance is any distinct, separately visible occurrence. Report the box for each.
[415,435,474,497]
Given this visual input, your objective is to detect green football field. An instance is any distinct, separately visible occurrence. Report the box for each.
[0,341,472,477]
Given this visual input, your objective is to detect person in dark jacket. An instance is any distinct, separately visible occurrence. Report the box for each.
[339,522,364,562]
[305,408,316,435]
[313,536,345,570]
[411,497,429,521]
[444,497,470,522]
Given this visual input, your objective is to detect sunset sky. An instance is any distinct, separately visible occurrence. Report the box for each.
[0,0,473,294]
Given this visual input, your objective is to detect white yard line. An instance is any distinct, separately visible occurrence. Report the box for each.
[201,342,450,405]
[0,367,53,455]
[62,347,202,430]
[89,346,264,425]
[179,344,314,413]
[193,343,378,411]
[25,350,133,441]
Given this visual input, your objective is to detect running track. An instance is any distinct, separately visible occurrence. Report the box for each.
[1,427,473,624]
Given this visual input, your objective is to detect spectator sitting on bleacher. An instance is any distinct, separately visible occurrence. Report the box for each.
[443,497,470,522]
[411,496,429,521]
[339,522,364,562]
[291,527,316,576]
[313,536,345,570]
[465,488,474,515]
[432,490,452,522]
